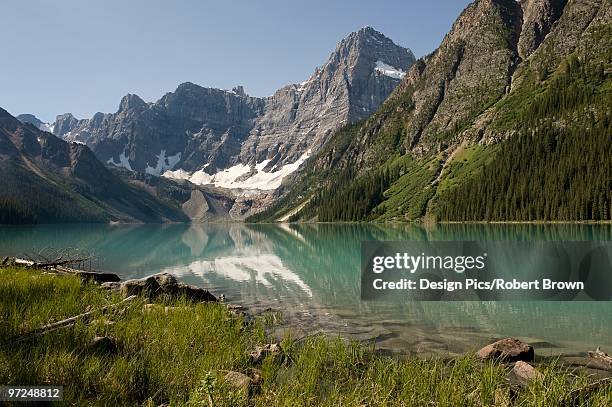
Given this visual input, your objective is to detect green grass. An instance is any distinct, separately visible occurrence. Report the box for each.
[1,266,611,406]
[434,144,497,195]
[372,155,438,221]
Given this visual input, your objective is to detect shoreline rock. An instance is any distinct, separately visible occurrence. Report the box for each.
[476,338,534,363]
[510,361,543,386]
[118,273,217,302]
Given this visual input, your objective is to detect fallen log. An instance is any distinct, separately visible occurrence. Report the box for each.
[54,265,121,283]
[3,295,136,346]
[8,258,120,283]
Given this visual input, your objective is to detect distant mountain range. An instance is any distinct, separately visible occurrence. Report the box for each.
[21,27,414,193]
[5,27,415,223]
[252,0,611,223]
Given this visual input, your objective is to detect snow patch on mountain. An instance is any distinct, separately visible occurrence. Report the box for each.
[374,60,406,79]
[40,122,55,133]
[107,152,133,171]
[145,150,182,176]
[163,151,311,191]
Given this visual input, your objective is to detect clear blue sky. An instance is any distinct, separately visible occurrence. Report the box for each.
[1,0,470,122]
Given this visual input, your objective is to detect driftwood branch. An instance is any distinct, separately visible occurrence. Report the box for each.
[15,257,92,270]
[588,347,612,371]
[4,295,136,346]
[20,247,98,271]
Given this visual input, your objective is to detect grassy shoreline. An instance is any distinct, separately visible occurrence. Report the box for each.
[1,266,611,406]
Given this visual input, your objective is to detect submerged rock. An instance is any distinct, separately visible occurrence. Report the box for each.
[476,338,534,362]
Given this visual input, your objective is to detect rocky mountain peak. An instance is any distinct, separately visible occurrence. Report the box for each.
[333,26,415,67]
[235,27,416,172]
[347,26,387,43]
[16,113,54,133]
[232,85,246,97]
[16,113,44,127]
[175,81,201,94]
[0,108,21,129]
[53,113,83,137]
[118,93,147,112]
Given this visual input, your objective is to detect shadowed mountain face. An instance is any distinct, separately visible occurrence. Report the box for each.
[255,0,611,223]
[43,27,414,192]
[0,108,189,224]
[15,114,54,133]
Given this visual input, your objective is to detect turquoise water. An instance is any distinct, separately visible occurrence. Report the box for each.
[1,223,610,357]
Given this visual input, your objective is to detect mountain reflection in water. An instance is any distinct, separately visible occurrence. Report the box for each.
[0,223,610,357]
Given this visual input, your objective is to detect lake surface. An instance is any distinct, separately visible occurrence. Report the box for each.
[1,223,611,358]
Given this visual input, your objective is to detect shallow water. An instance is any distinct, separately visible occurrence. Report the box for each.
[1,223,610,357]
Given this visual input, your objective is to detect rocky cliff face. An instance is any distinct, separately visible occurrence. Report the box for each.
[240,27,415,168]
[517,0,567,59]
[52,27,414,193]
[55,86,265,176]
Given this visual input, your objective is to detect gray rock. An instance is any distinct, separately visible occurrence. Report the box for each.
[224,371,252,394]
[53,113,86,139]
[100,281,121,291]
[181,189,210,221]
[240,27,415,168]
[517,0,568,59]
[587,348,612,371]
[510,361,543,386]
[476,338,534,362]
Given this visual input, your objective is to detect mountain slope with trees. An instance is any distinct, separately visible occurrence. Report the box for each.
[251,0,611,223]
